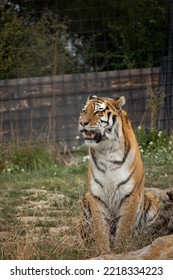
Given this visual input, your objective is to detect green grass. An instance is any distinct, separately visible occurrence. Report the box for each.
[0,151,89,259]
[0,131,173,259]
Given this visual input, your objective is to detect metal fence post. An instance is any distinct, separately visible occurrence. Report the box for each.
[163,0,173,133]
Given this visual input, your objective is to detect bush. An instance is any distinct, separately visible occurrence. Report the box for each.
[136,128,170,151]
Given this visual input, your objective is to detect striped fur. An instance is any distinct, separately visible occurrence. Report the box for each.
[79,95,159,253]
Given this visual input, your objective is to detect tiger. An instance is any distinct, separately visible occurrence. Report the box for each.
[78,94,159,253]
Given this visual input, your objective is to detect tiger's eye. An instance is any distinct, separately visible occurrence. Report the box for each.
[94,111,101,115]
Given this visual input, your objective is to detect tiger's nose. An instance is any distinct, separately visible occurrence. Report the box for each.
[80,121,89,126]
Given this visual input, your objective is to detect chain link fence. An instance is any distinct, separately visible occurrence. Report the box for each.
[0,0,172,149]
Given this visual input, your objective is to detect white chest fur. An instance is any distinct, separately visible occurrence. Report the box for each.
[90,147,135,215]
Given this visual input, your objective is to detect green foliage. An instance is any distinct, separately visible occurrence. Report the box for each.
[136,128,170,151]
[0,6,82,79]
[136,128,173,166]
[55,0,168,71]
[0,0,168,77]
[82,0,168,70]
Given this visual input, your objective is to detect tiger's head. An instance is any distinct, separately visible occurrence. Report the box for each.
[78,95,126,147]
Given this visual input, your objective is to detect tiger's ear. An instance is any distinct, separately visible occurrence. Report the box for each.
[87,94,98,102]
[111,96,125,114]
[113,96,125,108]
[116,96,125,107]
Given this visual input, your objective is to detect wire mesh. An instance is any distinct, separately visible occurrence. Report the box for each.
[0,0,172,149]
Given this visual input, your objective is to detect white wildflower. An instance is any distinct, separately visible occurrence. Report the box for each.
[83,155,90,162]
[158,130,162,137]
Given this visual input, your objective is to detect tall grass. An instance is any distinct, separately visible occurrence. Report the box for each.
[0,141,63,173]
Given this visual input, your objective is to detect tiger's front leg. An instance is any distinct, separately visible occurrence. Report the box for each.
[112,195,141,250]
[112,192,160,250]
[80,192,111,254]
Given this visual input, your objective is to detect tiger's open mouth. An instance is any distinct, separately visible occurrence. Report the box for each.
[83,130,101,143]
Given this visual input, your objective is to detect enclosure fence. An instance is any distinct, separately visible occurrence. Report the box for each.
[0,0,173,150]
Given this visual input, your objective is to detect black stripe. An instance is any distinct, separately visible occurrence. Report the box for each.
[117,165,137,189]
[91,168,104,188]
[99,161,107,171]
[109,139,130,165]
[147,207,159,223]
[91,193,108,209]
[144,200,151,223]
[100,119,108,124]
[112,114,116,124]
[90,149,106,173]
[138,197,159,228]
[144,200,159,223]
[118,171,144,211]
[94,106,109,115]
[99,112,111,125]
[93,174,104,188]
[82,197,92,220]
[107,111,111,121]
[118,188,135,209]
[137,200,144,223]
[109,215,122,237]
